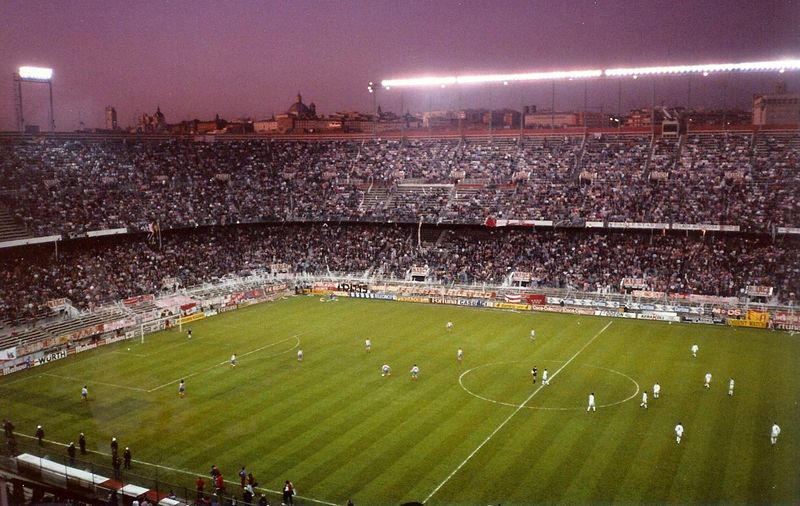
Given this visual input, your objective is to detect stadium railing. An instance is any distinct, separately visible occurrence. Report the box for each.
[1,435,273,506]
[1,436,193,505]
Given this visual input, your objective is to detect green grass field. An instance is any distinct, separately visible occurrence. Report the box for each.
[1,296,798,505]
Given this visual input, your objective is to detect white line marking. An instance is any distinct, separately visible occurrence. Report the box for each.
[108,351,149,357]
[458,361,640,410]
[147,335,300,392]
[28,337,300,394]
[423,321,613,503]
[13,433,337,506]
[40,373,149,393]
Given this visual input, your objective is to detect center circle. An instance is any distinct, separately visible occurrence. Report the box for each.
[459,360,640,411]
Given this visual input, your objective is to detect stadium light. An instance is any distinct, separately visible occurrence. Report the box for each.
[381,69,602,88]
[18,66,53,81]
[381,76,458,88]
[457,69,602,84]
[604,59,800,77]
[381,59,800,89]
[14,66,56,132]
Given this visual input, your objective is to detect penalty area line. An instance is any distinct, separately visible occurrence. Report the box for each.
[423,320,613,504]
[147,335,300,392]
[13,432,338,506]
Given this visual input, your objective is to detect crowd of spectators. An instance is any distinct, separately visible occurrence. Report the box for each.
[1,223,796,324]
[751,134,800,227]
[1,132,797,237]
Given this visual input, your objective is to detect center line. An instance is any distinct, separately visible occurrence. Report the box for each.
[423,320,613,504]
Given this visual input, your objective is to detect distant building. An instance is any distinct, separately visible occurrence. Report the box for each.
[301,119,345,132]
[167,114,227,135]
[138,106,167,133]
[268,93,415,133]
[524,111,579,128]
[275,93,318,132]
[342,109,422,133]
[222,120,253,134]
[480,109,523,128]
[683,108,752,128]
[579,112,610,128]
[195,114,227,134]
[253,118,278,133]
[423,110,457,128]
[502,110,521,129]
[105,106,118,130]
[482,110,505,127]
[457,109,485,124]
[168,120,198,135]
[753,84,800,126]
[524,110,607,129]
[624,108,668,128]
[287,92,317,119]
[176,94,422,135]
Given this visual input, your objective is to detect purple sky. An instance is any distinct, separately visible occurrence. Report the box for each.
[1,0,798,131]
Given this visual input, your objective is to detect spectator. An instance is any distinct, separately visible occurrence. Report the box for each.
[123,447,132,469]
[79,432,87,454]
[67,442,76,464]
[196,476,206,501]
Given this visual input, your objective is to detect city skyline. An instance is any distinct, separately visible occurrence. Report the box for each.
[1,0,798,131]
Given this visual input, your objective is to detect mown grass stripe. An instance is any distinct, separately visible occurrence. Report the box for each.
[423,321,612,503]
[2,298,798,504]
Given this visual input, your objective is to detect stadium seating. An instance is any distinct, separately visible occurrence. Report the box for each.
[1,132,798,236]
[0,223,796,324]
[0,132,798,324]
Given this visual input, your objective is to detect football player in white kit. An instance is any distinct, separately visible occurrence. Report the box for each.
[771,423,781,445]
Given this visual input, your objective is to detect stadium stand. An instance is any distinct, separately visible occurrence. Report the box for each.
[1,131,798,236]
[0,204,30,241]
[0,130,797,325]
[0,132,796,506]
[0,223,797,325]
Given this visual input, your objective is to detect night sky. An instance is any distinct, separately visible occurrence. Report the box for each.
[1,0,798,131]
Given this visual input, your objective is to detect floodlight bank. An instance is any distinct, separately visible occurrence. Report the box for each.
[604,59,800,77]
[381,59,800,88]
[18,66,53,80]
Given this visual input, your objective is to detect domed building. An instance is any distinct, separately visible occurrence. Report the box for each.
[138,106,168,133]
[287,93,317,119]
[274,92,320,133]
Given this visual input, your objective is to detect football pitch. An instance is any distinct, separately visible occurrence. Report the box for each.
[1,296,798,505]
